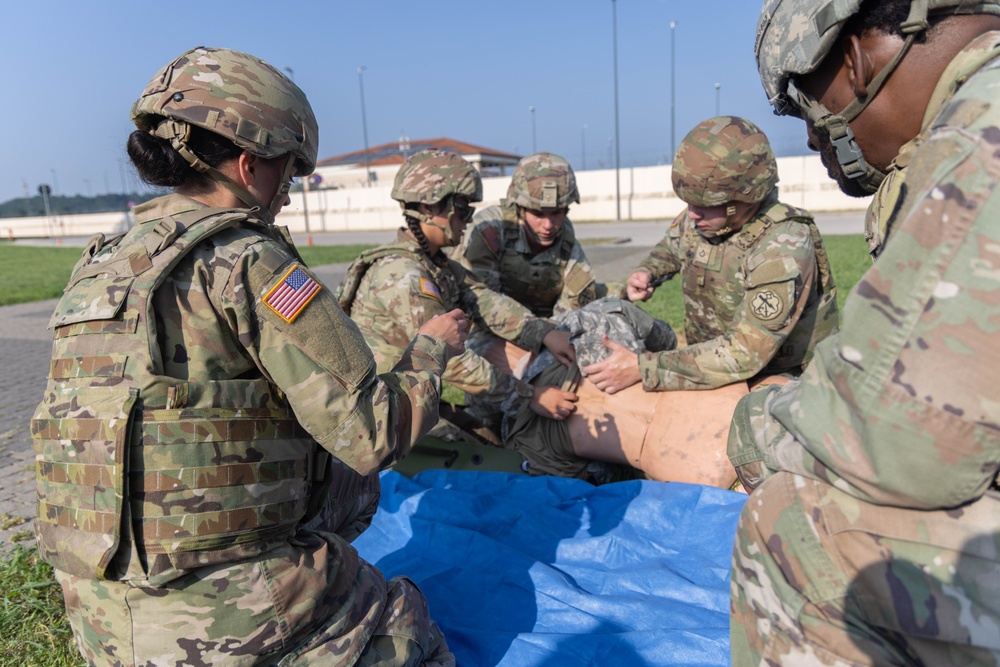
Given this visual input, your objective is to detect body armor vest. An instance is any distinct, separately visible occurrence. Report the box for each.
[32,208,323,583]
[495,216,575,318]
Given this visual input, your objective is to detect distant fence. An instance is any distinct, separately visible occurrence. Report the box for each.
[3,155,866,239]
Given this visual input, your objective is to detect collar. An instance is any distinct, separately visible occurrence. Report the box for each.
[131,193,205,225]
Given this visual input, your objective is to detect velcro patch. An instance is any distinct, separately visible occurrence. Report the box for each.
[419,277,443,303]
[263,265,322,323]
[480,226,501,254]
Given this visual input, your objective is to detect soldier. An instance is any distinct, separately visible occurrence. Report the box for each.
[582,116,839,396]
[456,152,603,319]
[32,47,468,666]
[337,150,578,443]
[729,1,1000,664]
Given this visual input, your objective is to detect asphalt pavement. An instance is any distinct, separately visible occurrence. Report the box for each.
[0,211,864,550]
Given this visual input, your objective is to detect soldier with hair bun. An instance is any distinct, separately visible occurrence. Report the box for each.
[32,46,467,666]
[583,116,839,395]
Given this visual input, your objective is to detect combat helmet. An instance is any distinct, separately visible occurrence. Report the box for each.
[131,46,319,221]
[392,150,483,246]
[671,116,777,208]
[507,152,580,210]
[755,0,1000,195]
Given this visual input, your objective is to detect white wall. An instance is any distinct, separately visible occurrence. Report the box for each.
[4,155,867,238]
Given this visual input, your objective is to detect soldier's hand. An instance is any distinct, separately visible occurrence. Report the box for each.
[529,386,578,420]
[626,270,655,302]
[543,329,576,366]
[418,309,468,357]
[581,335,642,394]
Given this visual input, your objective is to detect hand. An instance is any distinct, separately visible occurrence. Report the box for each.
[418,309,468,357]
[626,270,655,302]
[529,386,578,420]
[543,329,576,367]
[580,335,642,394]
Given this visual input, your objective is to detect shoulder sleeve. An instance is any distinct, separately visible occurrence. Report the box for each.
[457,216,504,292]
[637,212,684,280]
[741,121,1000,508]
[639,225,817,391]
[236,243,448,474]
[554,241,600,314]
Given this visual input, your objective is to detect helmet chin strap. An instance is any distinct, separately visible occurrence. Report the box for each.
[405,202,459,247]
[152,119,293,224]
[784,0,930,195]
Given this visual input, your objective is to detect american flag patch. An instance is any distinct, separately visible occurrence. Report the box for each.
[419,277,443,303]
[263,265,322,323]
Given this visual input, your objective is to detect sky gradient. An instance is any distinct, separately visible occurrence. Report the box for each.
[0,0,813,204]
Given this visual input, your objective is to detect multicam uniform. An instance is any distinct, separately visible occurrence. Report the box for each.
[729,31,1000,667]
[458,202,601,317]
[33,195,454,666]
[339,229,556,426]
[633,189,838,391]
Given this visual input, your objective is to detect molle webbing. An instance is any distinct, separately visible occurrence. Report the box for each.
[33,208,319,582]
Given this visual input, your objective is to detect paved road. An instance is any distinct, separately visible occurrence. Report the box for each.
[0,210,865,550]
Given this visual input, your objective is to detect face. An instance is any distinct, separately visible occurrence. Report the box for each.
[421,196,475,248]
[687,201,756,238]
[522,207,568,247]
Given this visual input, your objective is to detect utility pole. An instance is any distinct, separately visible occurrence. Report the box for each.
[358,66,372,186]
[612,0,621,220]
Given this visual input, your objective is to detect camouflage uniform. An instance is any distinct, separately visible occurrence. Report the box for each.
[729,9,1000,665]
[33,48,454,666]
[634,192,838,391]
[339,230,555,426]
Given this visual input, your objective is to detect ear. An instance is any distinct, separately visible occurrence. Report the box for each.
[842,33,874,98]
[235,151,259,187]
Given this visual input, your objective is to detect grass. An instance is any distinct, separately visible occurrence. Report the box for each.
[0,243,376,307]
[0,545,81,666]
[0,234,872,664]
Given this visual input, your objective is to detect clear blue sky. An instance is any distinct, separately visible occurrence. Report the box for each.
[0,0,811,204]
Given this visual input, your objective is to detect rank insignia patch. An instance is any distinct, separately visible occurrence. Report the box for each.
[264,265,322,323]
[419,278,443,303]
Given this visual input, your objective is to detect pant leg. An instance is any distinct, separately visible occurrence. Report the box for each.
[731,471,1000,667]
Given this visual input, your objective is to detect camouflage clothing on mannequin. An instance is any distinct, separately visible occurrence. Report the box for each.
[457,152,603,319]
[583,116,839,394]
[32,47,465,666]
[729,2,1000,664]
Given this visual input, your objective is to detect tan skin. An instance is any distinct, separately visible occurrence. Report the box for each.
[415,201,578,420]
[521,207,569,253]
[797,14,1000,195]
[186,151,472,354]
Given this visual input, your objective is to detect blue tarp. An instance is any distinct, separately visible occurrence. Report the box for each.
[354,470,748,666]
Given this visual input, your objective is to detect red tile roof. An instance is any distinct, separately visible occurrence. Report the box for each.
[317,137,521,168]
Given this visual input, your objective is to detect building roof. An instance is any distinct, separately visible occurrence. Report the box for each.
[317,137,521,168]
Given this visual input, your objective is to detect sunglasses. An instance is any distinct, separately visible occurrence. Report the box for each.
[452,198,476,223]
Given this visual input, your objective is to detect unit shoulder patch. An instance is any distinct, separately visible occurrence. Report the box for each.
[263,264,322,323]
[479,225,501,255]
[750,289,783,321]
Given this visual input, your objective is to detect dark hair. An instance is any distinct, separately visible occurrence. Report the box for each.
[845,0,934,42]
[404,207,433,257]
[126,124,243,188]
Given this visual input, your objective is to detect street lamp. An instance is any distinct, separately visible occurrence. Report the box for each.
[529,106,537,153]
[670,20,677,160]
[357,66,372,186]
[714,83,721,116]
[612,0,621,220]
[581,123,588,170]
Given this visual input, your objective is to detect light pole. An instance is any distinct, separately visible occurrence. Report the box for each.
[357,66,372,186]
[612,0,621,220]
[670,20,677,160]
[715,83,721,116]
[581,124,588,170]
[529,106,537,153]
